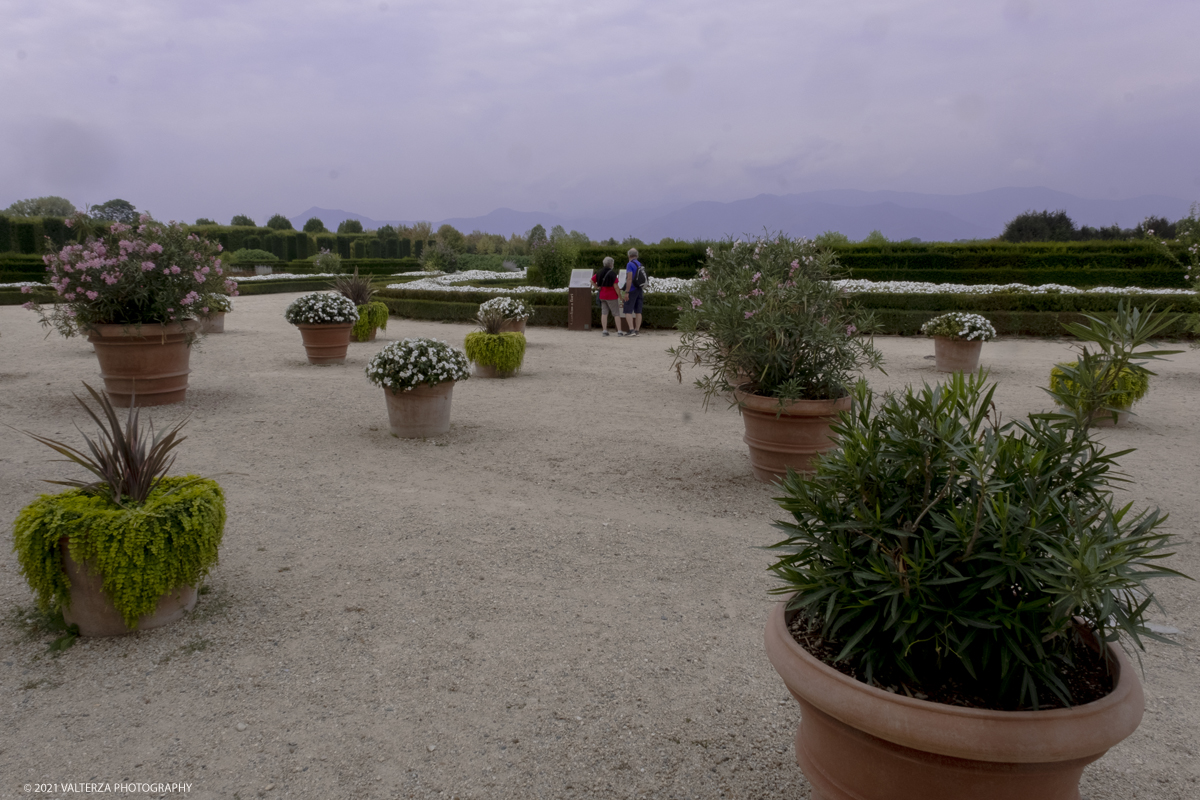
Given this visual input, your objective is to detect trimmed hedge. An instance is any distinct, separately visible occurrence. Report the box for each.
[378,290,680,329]
[847,267,1187,289]
[579,244,706,279]
[871,309,1196,338]
[854,291,1200,314]
[0,214,10,252]
[834,240,1184,272]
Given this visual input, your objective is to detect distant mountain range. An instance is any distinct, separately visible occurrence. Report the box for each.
[290,187,1194,243]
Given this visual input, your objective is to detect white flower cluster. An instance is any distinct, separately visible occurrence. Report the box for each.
[385,269,692,297]
[921,312,998,342]
[0,281,44,289]
[479,296,533,320]
[366,337,471,393]
[284,292,360,324]
[235,272,346,283]
[833,279,1196,296]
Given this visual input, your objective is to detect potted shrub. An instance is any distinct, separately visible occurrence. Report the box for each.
[198,293,232,334]
[763,372,1185,800]
[479,296,533,333]
[284,292,359,364]
[332,269,389,342]
[23,214,237,406]
[365,337,471,437]
[920,311,996,372]
[1047,301,1180,426]
[11,383,226,637]
[464,303,527,378]
[668,234,883,481]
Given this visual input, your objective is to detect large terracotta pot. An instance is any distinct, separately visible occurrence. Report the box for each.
[295,322,353,364]
[198,311,226,334]
[499,318,527,333]
[734,389,851,482]
[383,381,455,437]
[87,321,197,407]
[764,602,1144,800]
[60,539,197,637]
[933,336,983,372]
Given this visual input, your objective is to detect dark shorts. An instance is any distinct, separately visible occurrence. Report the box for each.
[624,290,644,315]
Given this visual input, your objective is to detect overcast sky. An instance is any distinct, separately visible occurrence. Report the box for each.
[3,0,1198,225]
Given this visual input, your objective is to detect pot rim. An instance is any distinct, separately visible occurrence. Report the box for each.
[86,319,200,337]
[734,387,852,414]
[764,600,1144,763]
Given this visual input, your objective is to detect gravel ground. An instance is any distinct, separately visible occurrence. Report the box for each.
[0,294,1197,800]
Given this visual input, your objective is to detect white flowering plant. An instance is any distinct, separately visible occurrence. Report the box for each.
[284,292,359,325]
[921,312,998,342]
[366,338,471,393]
[23,213,237,340]
[479,296,533,321]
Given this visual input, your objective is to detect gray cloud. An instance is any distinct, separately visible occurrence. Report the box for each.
[1,0,1198,224]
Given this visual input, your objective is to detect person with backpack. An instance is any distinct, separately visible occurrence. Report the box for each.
[591,256,626,336]
[623,248,647,336]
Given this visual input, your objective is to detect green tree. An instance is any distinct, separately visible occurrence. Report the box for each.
[337,219,364,234]
[436,223,466,252]
[5,196,77,217]
[620,236,645,248]
[194,218,216,226]
[1000,209,1077,242]
[1134,216,1176,239]
[266,214,294,230]
[526,224,547,248]
[89,199,138,224]
[376,224,398,239]
[303,217,326,233]
[813,230,851,249]
[231,214,257,227]
[862,229,889,245]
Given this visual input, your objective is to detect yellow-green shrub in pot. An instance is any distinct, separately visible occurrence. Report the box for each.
[763,372,1186,800]
[1047,301,1180,426]
[332,268,390,342]
[11,384,226,637]
[464,302,526,379]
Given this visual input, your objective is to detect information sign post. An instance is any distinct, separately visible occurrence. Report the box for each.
[567,269,593,331]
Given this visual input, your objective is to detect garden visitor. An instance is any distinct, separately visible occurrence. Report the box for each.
[623,248,644,336]
[592,257,626,336]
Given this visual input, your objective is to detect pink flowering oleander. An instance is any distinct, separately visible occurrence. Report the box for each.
[23,213,235,341]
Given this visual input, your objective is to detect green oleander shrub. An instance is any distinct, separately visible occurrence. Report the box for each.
[464,331,526,374]
[352,301,389,342]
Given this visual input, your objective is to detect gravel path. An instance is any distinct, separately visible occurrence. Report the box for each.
[1,294,1197,799]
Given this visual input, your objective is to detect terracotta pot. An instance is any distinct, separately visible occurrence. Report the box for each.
[499,318,528,334]
[734,389,851,482]
[764,602,1144,800]
[383,381,455,437]
[933,336,983,373]
[295,322,354,364]
[87,321,197,407]
[198,311,226,334]
[59,539,197,637]
[473,363,517,379]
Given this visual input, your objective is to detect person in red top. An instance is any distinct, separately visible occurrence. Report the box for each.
[591,256,627,336]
